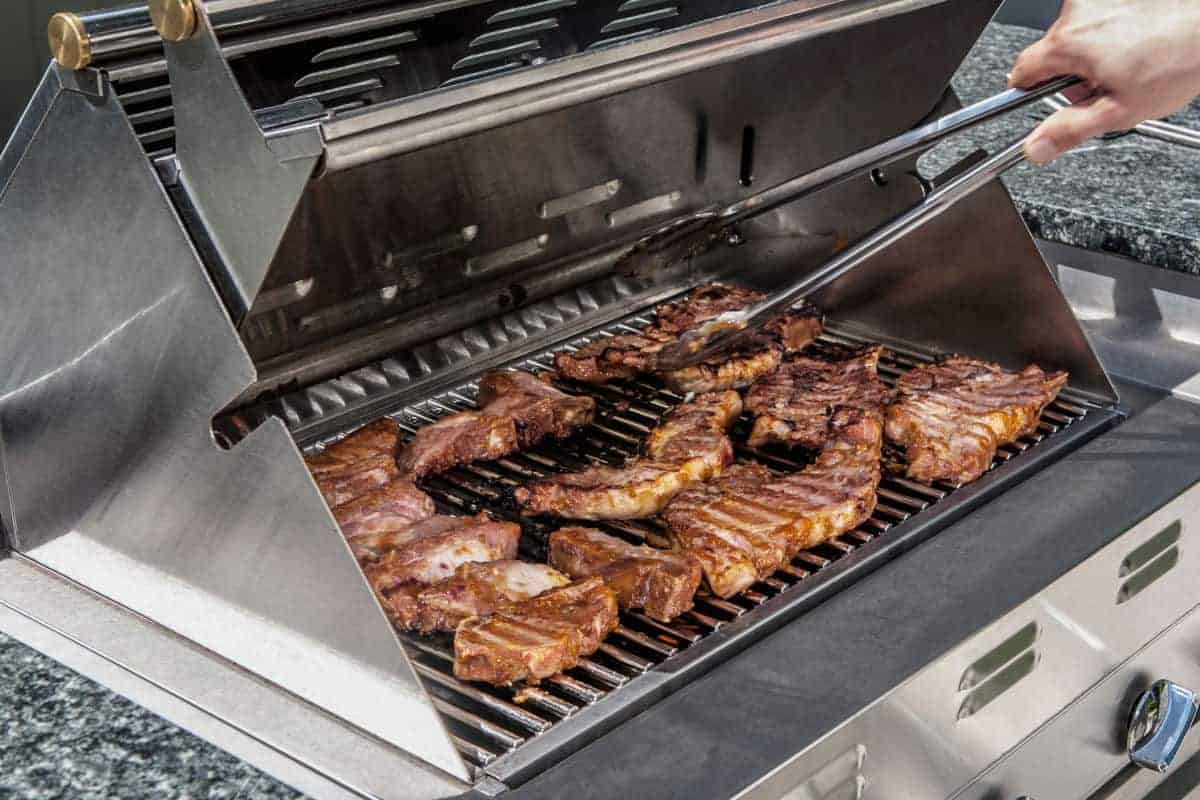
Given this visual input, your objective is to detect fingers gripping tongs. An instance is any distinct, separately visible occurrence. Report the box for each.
[634,76,1081,372]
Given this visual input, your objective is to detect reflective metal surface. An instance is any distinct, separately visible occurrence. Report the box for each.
[164,2,321,318]
[1128,680,1199,773]
[0,64,467,780]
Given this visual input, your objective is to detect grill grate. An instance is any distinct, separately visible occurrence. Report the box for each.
[305,309,1117,783]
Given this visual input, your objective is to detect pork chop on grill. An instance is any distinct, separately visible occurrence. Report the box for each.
[476,370,596,447]
[454,576,620,685]
[306,419,403,508]
[396,411,517,480]
[514,391,741,519]
[384,560,570,633]
[549,527,702,621]
[360,513,521,590]
[663,407,882,597]
[333,479,437,541]
[885,357,1068,485]
[553,283,822,389]
[745,344,889,450]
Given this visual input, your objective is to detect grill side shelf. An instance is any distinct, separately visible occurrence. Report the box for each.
[300,312,1121,786]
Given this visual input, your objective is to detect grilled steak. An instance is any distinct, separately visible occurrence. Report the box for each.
[333,480,436,540]
[664,407,882,597]
[454,577,620,685]
[553,283,822,389]
[745,344,889,450]
[886,357,1068,485]
[477,370,596,447]
[396,411,517,479]
[549,527,701,621]
[384,560,570,633]
[361,514,521,590]
[515,391,741,519]
[306,419,403,508]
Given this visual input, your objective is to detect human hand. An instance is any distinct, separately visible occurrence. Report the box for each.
[1009,0,1200,163]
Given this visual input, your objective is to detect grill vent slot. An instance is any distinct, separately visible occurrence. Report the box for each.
[1117,521,1182,604]
[779,745,867,800]
[957,621,1039,719]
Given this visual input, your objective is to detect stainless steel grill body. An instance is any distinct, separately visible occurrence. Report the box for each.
[5,0,1193,797]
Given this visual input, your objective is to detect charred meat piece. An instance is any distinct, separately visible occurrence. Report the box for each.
[310,453,400,510]
[745,344,889,450]
[333,480,436,541]
[477,370,596,447]
[886,357,1068,485]
[384,560,570,634]
[663,408,882,597]
[454,577,620,685]
[396,411,517,480]
[515,391,741,520]
[361,514,521,590]
[553,284,822,388]
[549,527,701,621]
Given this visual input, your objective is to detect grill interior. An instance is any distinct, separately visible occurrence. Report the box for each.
[299,303,1117,781]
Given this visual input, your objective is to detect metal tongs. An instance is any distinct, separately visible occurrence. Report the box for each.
[637,76,1081,372]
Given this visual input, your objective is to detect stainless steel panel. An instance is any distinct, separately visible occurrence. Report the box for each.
[164,2,321,318]
[736,483,1200,800]
[0,65,467,780]
[246,0,995,368]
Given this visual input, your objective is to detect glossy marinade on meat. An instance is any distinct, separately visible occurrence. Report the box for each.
[664,407,882,597]
[549,527,701,621]
[454,577,620,685]
[514,391,741,520]
[885,357,1068,485]
[383,560,570,634]
[745,344,888,450]
[333,479,437,540]
[361,513,521,590]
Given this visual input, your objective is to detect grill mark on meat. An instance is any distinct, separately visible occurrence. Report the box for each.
[384,560,570,633]
[396,370,595,479]
[333,480,437,540]
[514,391,741,519]
[549,527,702,621]
[745,344,888,450]
[361,513,521,592]
[454,577,620,685]
[885,357,1068,485]
[664,408,882,597]
[553,283,822,389]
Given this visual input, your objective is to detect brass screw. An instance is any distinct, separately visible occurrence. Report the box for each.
[47,12,91,71]
[150,0,197,42]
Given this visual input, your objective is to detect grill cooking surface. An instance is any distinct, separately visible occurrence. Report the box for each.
[307,307,1117,782]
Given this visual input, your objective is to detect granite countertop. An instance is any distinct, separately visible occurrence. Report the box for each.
[2,21,1199,800]
[929,23,1200,273]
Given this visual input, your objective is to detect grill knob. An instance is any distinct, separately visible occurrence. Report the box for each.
[47,12,91,71]
[1127,679,1199,772]
[150,0,197,42]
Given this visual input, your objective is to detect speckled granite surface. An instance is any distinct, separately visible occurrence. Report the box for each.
[926,23,1200,273]
[0,631,301,799]
[0,20,1198,800]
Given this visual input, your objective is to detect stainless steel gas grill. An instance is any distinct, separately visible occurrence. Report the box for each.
[6,1,1200,798]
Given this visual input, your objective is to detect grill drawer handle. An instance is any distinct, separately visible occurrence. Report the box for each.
[1127,679,1200,772]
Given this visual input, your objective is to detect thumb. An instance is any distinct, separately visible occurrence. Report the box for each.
[1009,35,1077,89]
[1024,96,1127,163]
